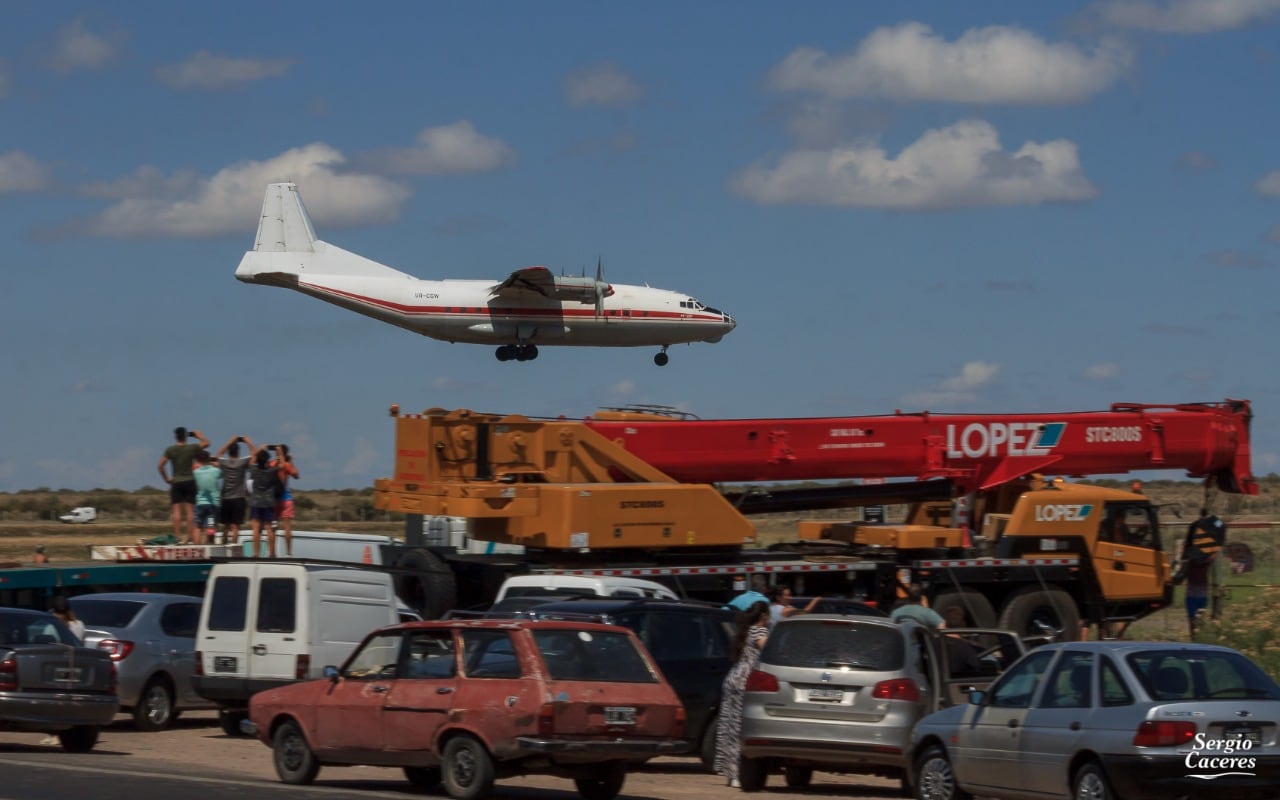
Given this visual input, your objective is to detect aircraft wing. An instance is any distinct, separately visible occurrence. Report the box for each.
[491,266,557,298]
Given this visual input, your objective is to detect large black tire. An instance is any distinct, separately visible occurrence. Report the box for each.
[58,726,99,753]
[784,765,813,789]
[739,756,767,792]
[442,734,496,800]
[998,587,1081,642]
[1072,761,1114,800]
[932,591,997,628]
[404,766,442,790]
[913,745,971,800]
[698,712,718,772]
[133,677,176,731]
[395,548,459,619]
[574,762,626,800]
[273,720,320,785]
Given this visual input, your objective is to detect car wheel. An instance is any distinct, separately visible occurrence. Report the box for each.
[1073,761,1114,800]
[404,766,442,790]
[784,765,813,789]
[574,761,626,800]
[133,678,175,731]
[698,713,718,772]
[219,708,247,737]
[998,587,1081,643]
[739,756,767,792]
[58,726,99,753]
[442,734,496,800]
[914,745,971,800]
[272,720,320,785]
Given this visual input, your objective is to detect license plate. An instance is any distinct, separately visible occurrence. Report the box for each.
[54,667,82,682]
[808,687,843,701]
[604,706,636,725]
[1224,725,1261,745]
[213,657,238,673]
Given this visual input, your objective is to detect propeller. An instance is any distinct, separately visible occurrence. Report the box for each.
[594,257,607,318]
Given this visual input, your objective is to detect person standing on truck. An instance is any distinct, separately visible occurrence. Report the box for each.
[246,448,279,558]
[715,600,770,788]
[216,435,255,546]
[271,444,300,557]
[891,584,946,629]
[158,427,209,542]
[1182,510,1225,638]
[192,451,222,546]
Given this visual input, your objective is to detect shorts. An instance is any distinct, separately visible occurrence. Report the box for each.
[170,480,197,505]
[276,499,295,520]
[249,506,276,524]
[195,504,219,530]
[1186,595,1208,620]
[220,497,247,526]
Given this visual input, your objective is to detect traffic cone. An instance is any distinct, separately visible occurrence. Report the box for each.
[362,545,372,565]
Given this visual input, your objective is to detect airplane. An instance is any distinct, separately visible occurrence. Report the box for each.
[235,183,736,365]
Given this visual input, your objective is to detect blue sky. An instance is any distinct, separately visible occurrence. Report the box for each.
[3,1,1279,492]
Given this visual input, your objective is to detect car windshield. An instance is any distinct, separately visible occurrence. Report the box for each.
[1128,649,1280,701]
[762,620,904,671]
[532,629,657,683]
[70,599,146,628]
[0,611,79,646]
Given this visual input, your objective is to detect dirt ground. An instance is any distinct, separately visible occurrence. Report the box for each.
[0,710,905,800]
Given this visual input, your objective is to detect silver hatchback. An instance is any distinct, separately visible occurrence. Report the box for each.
[739,615,1023,792]
[910,641,1280,800]
[72,592,212,731]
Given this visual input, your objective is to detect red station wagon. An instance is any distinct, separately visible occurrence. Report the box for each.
[246,618,685,800]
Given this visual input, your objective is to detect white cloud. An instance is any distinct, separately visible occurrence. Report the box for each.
[354,121,517,176]
[154,50,295,90]
[1093,0,1280,33]
[609,379,637,398]
[72,142,411,238]
[46,18,118,73]
[768,23,1131,105]
[1083,362,1121,379]
[731,119,1097,209]
[901,361,1000,408]
[564,63,643,108]
[1255,170,1280,195]
[0,150,53,192]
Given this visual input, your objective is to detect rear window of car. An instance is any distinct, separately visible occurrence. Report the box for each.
[1128,649,1280,701]
[70,599,146,628]
[532,629,658,683]
[762,620,905,671]
[0,611,78,646]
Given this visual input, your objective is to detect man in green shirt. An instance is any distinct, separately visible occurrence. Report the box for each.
[158,426,209,542]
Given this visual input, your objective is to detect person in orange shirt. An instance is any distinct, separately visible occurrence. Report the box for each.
[271,444,300,557]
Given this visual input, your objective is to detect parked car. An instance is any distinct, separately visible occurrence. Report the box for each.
[791,596,888,617]
[246,618,685,799]
[494,574,680,602]
[738,615,1025,793]
[71,592,209,731]
[910,640,1280,800]
[0,607,118,751]
[520,597,737,767]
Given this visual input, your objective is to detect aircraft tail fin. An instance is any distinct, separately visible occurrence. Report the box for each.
[236,183,412,283]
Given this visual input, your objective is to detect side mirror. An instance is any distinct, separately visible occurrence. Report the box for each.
[324,665,340,681]
[968,689,987,705]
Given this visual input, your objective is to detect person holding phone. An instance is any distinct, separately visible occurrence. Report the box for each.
[158,426,209,543]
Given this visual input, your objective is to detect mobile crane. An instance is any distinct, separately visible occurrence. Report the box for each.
[374,400,1256,638]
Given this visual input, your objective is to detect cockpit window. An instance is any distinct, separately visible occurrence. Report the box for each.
[680,298,707,311]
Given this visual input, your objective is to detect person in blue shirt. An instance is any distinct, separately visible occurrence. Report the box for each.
[726,574,769,610]
[890,583,945,629]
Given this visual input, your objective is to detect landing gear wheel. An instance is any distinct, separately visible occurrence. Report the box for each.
[404,766,442,790]
[133,678,176,731]
[654,351,669,366]
[442,734,496,800]
[273,719,320,785]
[574,761,626,800]
[58,726,99,753]
[495,345,514,362]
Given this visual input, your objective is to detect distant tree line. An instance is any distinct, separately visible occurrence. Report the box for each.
[0,487,403,523]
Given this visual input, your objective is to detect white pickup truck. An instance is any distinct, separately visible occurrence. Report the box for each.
[59,506,97,524]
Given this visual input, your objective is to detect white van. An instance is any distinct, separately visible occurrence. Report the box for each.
[494,574,680,604]
[192,562,399,735]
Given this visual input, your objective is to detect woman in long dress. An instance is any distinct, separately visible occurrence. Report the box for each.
[714,600,771,787]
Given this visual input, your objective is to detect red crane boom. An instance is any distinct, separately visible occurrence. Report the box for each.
[583,399,1256,495]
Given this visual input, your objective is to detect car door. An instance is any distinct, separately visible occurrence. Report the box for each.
[248,566,304,682]
[1092,503,1166,601]
[312,630,402,758]
[158,600,203,706]
[383,629,458,760]
[1019,650,1094,796]
[954,648,1054,794]
[622,609,732,739]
